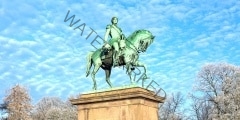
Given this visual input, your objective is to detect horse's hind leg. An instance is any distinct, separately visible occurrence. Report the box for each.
[91,63,101,90]
[86,52,93,77]
[86,61,92,77]
[126,63,134,84]
[105,68,112,88]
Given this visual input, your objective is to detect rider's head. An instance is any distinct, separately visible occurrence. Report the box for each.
[111,17,118,24]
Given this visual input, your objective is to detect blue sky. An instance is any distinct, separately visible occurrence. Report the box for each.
[0,0,240,105]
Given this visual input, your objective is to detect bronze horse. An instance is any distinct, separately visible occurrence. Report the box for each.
[86,30,155,90]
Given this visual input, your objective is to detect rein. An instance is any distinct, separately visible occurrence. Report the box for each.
[125,35,153,53]
[125,39,139,53]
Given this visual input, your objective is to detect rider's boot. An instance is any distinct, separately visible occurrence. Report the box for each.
[113,51,119,67]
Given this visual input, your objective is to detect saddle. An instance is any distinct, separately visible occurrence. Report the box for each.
[100,48,125,66]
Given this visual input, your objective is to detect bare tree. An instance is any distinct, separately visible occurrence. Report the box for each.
[31,97,77,120]
[192,63,240,119]
[0,101,8,113]
[160,92,185,120]
[189,94,213,120]
[0,101,8,120]
[4,84,33,120]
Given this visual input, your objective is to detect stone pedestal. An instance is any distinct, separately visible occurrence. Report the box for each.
[70,87,165,120]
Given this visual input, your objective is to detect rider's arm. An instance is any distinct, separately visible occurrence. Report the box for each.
[104,25,111,43]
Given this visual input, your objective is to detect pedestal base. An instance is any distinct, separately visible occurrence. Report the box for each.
[70,87,165,120]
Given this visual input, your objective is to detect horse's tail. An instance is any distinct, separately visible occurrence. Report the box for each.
[86,51,94,77]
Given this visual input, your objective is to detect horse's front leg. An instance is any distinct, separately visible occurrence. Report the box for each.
[134,61,148,86]
[133,61,147,77]
[133,61,149,87]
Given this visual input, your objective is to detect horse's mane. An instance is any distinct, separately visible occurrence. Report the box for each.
[127,29,154,44]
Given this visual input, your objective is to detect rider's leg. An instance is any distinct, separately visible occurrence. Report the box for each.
[113,42,119,66]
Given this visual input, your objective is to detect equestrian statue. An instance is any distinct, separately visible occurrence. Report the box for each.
[86,17,155,90]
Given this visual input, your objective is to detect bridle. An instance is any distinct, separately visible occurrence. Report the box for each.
[126,35,153,53]
[125,38,140,53]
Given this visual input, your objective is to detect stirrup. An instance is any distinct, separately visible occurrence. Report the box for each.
[113,60,119,67]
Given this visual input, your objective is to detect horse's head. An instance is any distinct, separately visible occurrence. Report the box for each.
[127,30,155,53]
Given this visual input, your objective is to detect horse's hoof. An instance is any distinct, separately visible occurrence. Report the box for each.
[86,72,90,77]
[92,87,97,90]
